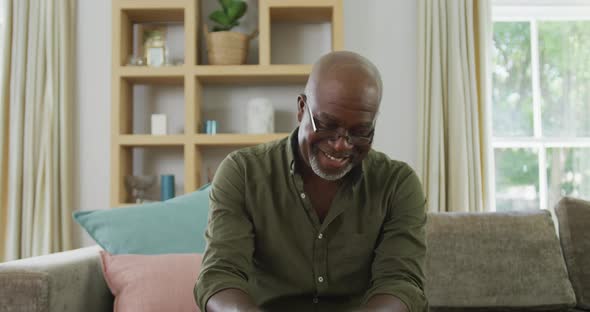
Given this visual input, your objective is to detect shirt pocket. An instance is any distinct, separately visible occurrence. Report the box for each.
[327,233,376,284]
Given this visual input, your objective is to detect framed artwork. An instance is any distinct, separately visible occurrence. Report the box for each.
[137,24,167,67]
[146,47,165,67]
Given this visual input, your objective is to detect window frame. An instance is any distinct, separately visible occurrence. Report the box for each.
[490,2,590,212]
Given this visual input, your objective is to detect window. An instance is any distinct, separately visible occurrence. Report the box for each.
[491,4,590,212]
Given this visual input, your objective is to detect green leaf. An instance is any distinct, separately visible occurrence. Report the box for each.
[219,0,233,10]
[209,10,232,26]
[227,1,247,21]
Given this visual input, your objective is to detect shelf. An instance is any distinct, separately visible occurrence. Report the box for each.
[118,0,188,22]
[118,0,189,9]
[195,65,311,84]
[266,0,339,8]
[259,0,343,65]
[111,0,342,205]
[116,135,186,146]
[122,9,184,23]
[117,66,186,84]
[114,134,290,147]
[194,133,289,146]
[116,65,310,84]
[268,0,337,23]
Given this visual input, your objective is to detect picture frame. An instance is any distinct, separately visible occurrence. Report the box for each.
[146,46,165,67]
[136,24,167,67]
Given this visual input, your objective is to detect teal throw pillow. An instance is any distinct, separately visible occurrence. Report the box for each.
[73,184,211,254]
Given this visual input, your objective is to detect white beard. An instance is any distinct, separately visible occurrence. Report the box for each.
[309,152,353,181]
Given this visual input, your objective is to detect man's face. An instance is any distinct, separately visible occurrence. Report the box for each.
[297,77,380,181]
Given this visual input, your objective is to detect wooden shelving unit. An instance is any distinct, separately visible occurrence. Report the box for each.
[111,0,343,207]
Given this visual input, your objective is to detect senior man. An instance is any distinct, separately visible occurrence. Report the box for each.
[195,51,428,312]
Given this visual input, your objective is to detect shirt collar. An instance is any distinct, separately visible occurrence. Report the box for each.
[285,127,364,186]
[286,128,298,175]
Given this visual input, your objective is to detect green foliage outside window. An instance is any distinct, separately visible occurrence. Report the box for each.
[492,20,590,211]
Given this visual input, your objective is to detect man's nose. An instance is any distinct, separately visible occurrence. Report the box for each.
[329,134,354,151]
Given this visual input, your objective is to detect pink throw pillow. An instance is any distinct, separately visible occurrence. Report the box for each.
[100,251,202,312]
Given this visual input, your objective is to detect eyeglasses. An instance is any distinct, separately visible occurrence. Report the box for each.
[305,98,375,146]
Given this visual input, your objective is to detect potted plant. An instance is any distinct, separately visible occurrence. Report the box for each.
[205,0,258,65]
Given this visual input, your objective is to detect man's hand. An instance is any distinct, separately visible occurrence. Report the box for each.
[352,294,409,312]
[206,288,262,312]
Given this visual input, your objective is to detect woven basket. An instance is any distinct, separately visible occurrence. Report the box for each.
[205,26,258,65]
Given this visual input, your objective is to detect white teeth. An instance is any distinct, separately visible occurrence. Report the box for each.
[324,151,345,161]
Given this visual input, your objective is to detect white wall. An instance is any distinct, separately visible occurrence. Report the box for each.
[75,0,418,247]
[344,0,418,166]
[76,0,111,247]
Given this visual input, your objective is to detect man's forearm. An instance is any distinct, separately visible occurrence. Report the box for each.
[206,288,262,312]
[356,294,409,312]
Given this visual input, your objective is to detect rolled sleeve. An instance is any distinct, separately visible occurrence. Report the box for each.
[194,153,256,311]
[363,165,428,312]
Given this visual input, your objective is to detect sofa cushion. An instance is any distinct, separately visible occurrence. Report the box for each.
[100,251,202,312]
[425,210,576,311]
[556,197,590,310]
[0,271,48,312]
[74,184,210,254]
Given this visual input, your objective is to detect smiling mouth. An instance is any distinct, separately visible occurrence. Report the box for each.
[322,151,350,163]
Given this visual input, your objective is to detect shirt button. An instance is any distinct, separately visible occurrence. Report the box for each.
[300,193,306,199]
[318,276,324,283]
[313,297,319,304]
[317,233,323,239]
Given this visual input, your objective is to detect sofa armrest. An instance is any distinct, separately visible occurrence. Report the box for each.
[0,246,113,312]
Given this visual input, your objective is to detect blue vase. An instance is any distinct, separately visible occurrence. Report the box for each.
[160,174,175,201]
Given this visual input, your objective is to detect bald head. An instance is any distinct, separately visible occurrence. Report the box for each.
[296,52,382,181]
[304,51,383,111]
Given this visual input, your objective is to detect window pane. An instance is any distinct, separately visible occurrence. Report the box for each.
[546,148,590,208]
[539,21,590,137]
[495,148,539,211]
[492,22,533,137]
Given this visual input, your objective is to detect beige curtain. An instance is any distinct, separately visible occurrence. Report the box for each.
[417,0,493,213]
[0,0,75,261]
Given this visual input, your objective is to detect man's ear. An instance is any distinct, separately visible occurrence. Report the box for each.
[296,94,306,123]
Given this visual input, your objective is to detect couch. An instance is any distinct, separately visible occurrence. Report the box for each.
[1,197,589,312]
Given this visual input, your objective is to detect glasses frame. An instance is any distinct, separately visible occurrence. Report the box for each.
[304,97,376,146]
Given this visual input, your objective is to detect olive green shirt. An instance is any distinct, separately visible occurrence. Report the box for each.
[195,129,428,312]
